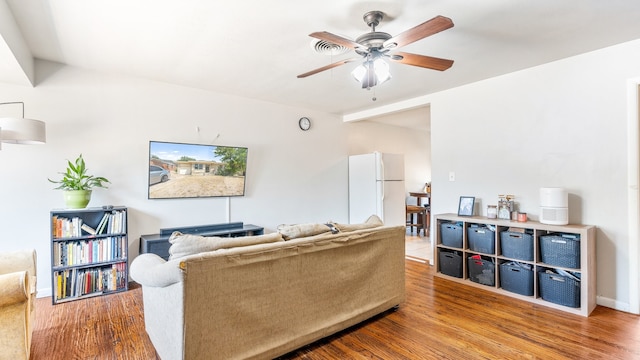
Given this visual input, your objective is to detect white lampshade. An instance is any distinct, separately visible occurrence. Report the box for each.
[351,58,391,89]
[0,117,46,144]
[352,63,367,83]
[372,58,391,84]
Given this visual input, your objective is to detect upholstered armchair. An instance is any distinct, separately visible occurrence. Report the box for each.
[0,249,37,360]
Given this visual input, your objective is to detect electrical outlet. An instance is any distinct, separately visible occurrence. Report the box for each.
[449,172,455,181]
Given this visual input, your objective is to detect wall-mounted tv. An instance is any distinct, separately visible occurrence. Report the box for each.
[148,141,248,199]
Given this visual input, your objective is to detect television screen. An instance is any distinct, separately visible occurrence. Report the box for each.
[148,141,248,199]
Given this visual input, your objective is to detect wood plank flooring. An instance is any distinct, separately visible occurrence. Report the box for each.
[404,231,431,262]
[31,260,640,359]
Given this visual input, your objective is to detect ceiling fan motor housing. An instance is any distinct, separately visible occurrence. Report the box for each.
[355,32,392,55]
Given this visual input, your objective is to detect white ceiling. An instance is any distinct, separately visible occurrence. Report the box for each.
[3,0,640,117]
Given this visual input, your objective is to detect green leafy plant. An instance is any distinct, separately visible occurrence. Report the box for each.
[48,154,110,191]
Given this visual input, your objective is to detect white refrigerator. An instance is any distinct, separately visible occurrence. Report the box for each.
[348,152,405,226]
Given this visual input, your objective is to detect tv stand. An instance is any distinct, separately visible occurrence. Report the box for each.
[140,222,264,260]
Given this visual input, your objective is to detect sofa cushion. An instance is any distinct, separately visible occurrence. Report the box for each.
[277,223,333,240]
[277,215,384,240]
[168,231,284,260]
[333,214,384,233]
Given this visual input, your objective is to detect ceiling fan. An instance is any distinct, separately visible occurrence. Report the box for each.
[297,11,454,89]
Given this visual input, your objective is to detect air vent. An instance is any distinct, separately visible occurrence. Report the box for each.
[310,39,350,56]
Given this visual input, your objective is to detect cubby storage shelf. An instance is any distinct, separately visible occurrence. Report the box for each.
[434,213,596,317]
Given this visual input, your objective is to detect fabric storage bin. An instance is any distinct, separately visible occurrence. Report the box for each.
[538,270,581,308]
[467,225,495,254]
[540,233,580,268]
[440,222,463,248]
[438,249,463,278]
[499,262,534,296]
[500,231,534,261]
[467,255,495,286]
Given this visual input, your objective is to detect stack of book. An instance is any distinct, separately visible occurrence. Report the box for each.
[52,236,127,267]
[51,209,127,238]
[53,263,126,301]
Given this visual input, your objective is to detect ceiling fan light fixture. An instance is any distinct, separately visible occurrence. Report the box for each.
[351,63,367,83]
[373,58,391,84]
[351,58,391,89]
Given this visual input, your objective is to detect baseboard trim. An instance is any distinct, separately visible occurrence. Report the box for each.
[597,295,632,313]
[37,287,52,298]
[405,255,427,263]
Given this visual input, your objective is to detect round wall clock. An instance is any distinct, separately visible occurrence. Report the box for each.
[299,117,311,131]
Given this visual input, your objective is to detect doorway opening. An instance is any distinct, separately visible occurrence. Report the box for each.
[344,103,433,263]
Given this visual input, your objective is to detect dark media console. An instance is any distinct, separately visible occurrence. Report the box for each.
[139,222,264,260]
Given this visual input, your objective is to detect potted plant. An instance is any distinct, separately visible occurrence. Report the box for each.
[48,154,110,209]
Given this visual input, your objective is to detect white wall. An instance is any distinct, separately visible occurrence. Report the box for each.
[0,60,349,297]
[427,39,640,311]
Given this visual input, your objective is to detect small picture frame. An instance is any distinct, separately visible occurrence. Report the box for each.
[458,196,475,216]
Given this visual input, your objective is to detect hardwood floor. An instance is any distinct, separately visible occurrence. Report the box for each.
[31,260,640,359]
[404,230,431,262]
[31,282,157,360]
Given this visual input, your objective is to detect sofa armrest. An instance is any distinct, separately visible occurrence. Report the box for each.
[0,271,29,308]
[0,250,36,278]
[130,254,183,288]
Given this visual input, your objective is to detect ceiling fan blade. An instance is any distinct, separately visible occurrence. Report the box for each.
[383,15,454,49]
[297,58,360,78]
[309,31,364,50]
[390,52,454,71]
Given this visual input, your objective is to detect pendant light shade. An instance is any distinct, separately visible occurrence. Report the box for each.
[0,102,46,145]
[0,117,46,144]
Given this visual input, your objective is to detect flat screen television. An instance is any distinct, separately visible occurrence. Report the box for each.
[148,141,248,199]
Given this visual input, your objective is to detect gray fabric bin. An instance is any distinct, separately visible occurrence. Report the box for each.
[540,233,580,268]
[468,226,495,254]
[538,270,581,308]
[467,255,495,286]
[499,262,534,296]
[438,248,463,278]
[500,231,534,261]
[440,223,463,248]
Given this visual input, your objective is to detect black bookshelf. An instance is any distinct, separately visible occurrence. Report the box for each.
[139,222,264,260]
[50,206,128,304]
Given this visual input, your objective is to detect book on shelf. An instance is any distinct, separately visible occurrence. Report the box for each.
[54,214,124,238]
[96,213,109,234]
[95,209,127,235]
[52,236,127,267]
[52,209,127,238]
[81,223,96,235]
[52,216,83,238]
[54,262,126,301]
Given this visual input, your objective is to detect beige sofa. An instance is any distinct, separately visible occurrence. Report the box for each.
[0,249,37,360]
[130,223,405,360]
